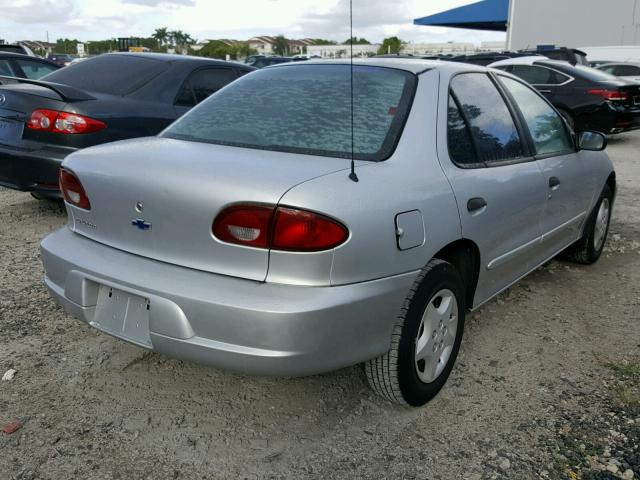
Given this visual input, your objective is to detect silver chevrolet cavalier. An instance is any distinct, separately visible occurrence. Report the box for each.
[41,59,615,406]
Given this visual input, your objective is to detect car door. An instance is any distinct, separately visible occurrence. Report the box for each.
[438,72,548,304]
[174,67,239,116]
[497,74,596,259]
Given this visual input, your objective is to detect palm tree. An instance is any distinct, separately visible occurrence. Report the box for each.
[152,27,169,47]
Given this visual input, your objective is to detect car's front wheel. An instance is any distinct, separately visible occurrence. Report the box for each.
[365,259,466,406]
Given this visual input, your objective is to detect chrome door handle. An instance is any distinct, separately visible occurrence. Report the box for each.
[538,89,552,94]
[467,197,487,215]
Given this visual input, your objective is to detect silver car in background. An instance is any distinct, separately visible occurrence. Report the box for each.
[41,59,615,406]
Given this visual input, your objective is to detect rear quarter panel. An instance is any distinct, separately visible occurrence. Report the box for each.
[273,70,463,286]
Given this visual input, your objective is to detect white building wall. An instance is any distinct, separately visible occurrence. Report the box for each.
[508,0,640,50]
[306,44,380,58]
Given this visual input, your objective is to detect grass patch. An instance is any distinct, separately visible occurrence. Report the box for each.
[607,360,640,409]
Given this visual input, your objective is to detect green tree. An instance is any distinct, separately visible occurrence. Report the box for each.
[312,38,337,46]
[194,41,257,60]
[55,38,80,54]
[377,36,403,55]
[273,35,289,56]
[343,37,370,45]
[152,27,169,47]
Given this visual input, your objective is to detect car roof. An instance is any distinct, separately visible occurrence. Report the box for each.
[596,62,640,67]
[268,57,489,75]
[105,52,253,67]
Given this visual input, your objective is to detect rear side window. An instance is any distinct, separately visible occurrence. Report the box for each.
[163,64,416,161]
[0,59,16,76]
[447,95,478,166]
[14,59,58,80]
[41,54,170,95]
[499,76,573,156]
[449,73,524,165]
[510,65,569,85]
[175,68,238,107]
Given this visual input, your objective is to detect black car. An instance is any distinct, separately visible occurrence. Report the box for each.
[0,53,60,83]
[46,54,75,67]
[448,47,587,67]
[249,56,294,69]
[491,59,640,134]
[0,53,254,199]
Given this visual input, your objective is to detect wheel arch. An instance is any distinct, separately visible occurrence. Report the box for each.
[606,171,616,204]
[433,238,480,310]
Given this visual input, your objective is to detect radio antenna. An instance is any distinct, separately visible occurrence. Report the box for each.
[348,0,359,182]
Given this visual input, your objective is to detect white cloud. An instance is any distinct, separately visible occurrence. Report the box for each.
[0,0,506,45]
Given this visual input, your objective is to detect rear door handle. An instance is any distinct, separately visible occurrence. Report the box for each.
[467,197,487,214]
[538,89,552,94]
[549,176,561,190]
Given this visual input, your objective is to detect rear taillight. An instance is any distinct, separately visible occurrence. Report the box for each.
[212,204,348,252]
[586,89,629,101]
[59,169,91,210]
[27,109,106,134]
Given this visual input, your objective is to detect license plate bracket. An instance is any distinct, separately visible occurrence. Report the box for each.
[0,118,24,147]
[92,286,152,348]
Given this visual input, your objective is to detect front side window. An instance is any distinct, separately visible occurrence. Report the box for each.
[14,59,58,80]
[163,64,416,161]
[500,76,573,156]
[449,73,524,164]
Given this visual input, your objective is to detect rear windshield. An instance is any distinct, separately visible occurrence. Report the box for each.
[549,63,621,82]
[41,54,170,95]
[162,64,416,161]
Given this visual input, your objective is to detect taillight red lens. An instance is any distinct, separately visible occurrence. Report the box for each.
[59,169,91,210]
[212,204,273,248]
[586,89,629,101]
[272,207,348,251]
[27,109,106,134]
[212,204,348,251]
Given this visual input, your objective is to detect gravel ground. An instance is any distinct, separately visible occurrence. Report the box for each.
[1,133,639,480]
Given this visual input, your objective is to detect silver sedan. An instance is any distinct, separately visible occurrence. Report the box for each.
[41,59,615,406]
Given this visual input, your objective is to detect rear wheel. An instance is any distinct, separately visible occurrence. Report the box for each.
[560,184,612,264]
[365,259,466,406]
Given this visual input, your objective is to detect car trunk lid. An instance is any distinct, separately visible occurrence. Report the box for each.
[0,84,70,148]
[63,137,351,281]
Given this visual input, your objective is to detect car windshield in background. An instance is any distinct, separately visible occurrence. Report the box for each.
[41,54,170,95]
[162,64,416,161]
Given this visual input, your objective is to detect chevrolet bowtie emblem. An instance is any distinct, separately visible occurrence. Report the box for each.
[131,218,152,230]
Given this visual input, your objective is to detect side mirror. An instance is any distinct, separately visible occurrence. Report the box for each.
[577,131,607,151]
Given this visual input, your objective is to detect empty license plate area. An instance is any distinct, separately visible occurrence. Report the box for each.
[92,285,152,348]
[0,117,23,146]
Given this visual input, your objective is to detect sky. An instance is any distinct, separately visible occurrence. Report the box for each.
[0,0,506,45]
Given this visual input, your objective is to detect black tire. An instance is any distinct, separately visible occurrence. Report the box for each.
[365,259,466,406]
[560,184,613,265]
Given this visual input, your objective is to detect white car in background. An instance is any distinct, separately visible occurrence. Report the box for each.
[595,63,640,83]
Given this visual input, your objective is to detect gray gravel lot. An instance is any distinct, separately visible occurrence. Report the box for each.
[1,133,639,480]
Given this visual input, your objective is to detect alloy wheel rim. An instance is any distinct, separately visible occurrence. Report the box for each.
[414,289,458,384]
[593,198,610,251]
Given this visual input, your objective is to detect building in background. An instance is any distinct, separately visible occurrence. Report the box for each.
[414,0,640,51]
[306,43,379,58]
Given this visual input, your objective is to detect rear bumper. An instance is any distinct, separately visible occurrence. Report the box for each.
[41,227,418,376]
[0,144,73,196]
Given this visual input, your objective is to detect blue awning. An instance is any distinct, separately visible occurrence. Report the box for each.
[414,0,509,32]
